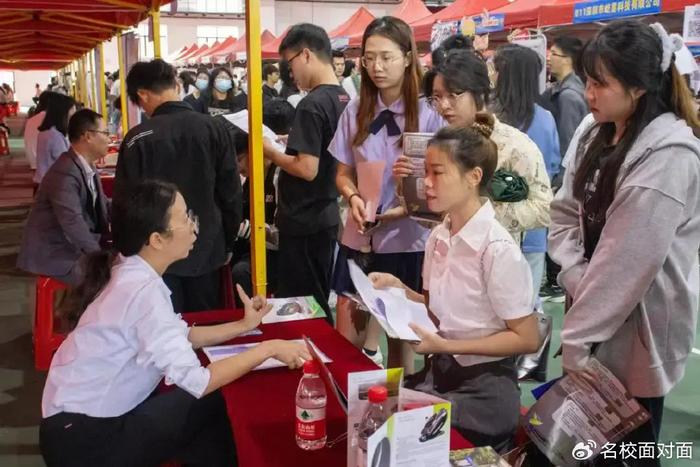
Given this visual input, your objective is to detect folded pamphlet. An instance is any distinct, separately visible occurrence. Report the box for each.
[262,296,326,324]
[347,259,438,341]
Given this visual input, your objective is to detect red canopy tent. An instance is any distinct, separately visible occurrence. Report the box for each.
[345,0,432,47]
[166,45,189,63]
[198,36,238,63]
[328,6,376,39]
[394,0,434,23]
[186,43,212,65]
[175,44,202,65]
[261,28,290,59]
[492,0,551,29]
[0,1,172,70]
[210,30,276,63]
[411,0,512,42]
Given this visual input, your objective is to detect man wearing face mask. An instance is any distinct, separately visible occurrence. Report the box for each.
[115,59,243,314]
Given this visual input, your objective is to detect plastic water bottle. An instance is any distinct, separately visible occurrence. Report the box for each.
[295,360,327,450]
[357,385,389,467]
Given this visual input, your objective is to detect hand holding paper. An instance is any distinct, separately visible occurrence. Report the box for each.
[408,323,447,354]
[348,260,438,341]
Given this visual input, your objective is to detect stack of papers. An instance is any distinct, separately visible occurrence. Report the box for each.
[347,260,437,341]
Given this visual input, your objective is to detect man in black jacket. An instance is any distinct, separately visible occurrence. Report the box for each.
[115,59,242,314]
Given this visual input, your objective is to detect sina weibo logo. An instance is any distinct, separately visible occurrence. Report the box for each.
[571,440,597,461]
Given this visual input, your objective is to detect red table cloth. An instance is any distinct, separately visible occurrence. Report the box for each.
[181,310,473,466]
[100,175,114,198]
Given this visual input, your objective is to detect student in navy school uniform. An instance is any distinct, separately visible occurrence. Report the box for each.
[329,16,444,371]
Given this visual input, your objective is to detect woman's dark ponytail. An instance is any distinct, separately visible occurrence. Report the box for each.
[60,250,115,330]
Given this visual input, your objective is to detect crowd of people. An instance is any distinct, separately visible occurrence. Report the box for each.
[16,16,700,467]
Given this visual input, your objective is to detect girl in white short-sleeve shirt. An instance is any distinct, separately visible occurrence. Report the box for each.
[370,115,540,452]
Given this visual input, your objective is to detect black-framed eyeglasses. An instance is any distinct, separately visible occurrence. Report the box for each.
[286,50,304,66]
[88,129,111,136]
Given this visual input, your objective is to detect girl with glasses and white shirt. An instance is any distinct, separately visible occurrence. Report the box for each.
[370,116,540,452]
[40,180,309,467]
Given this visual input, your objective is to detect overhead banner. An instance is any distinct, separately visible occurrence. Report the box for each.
[473,13,505,34]
[430,14,504,51]
[573,0,661,23]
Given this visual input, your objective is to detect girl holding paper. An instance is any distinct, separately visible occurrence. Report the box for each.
[329,16,444,372]
[370,119,540,452]
[39,180,310,467]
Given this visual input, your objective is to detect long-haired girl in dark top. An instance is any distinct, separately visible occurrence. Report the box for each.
[40,180,309,467]
[492,44,561,301]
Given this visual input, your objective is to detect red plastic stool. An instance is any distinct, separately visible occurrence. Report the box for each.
[34,277,68,370]
[0,129,9,156]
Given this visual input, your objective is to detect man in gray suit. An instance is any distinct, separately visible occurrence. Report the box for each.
[17,109,111,286]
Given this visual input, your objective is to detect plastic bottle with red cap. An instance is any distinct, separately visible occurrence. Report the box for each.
[295,359,327,450]
[356,385,389,467]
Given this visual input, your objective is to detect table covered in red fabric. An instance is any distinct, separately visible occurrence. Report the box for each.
[100,174,114,198]
[181,310,473,466]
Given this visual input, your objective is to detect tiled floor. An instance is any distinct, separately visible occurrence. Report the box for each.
[0,137,697,466]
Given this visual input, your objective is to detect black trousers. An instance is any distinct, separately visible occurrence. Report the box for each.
[40,388,237,467]
[276,226,337,325]
[164,269,222,314]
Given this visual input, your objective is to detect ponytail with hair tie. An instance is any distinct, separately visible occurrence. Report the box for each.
[60,250,115,330]
[472,112,495,139]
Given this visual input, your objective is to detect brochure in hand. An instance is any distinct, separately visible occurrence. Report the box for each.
[347,259,438,341]
[523,358,650,467]
[402,132,442,224]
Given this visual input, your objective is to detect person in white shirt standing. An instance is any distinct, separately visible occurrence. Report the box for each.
[23,91,53,170]
[39,180,310,467]
[370,117,540,453]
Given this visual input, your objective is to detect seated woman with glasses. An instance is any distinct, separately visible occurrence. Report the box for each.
[396,48,553,244]
[39,180,310,467]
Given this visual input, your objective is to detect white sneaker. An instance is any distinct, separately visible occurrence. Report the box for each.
[362,348,384,368]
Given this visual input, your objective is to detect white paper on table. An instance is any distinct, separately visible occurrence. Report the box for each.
[222,109,285,153]
[356,160,385,223]
[203,339,331,369]
[347,260,438,341]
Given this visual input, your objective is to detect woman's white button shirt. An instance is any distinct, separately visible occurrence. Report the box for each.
[423,200,534,367]
[42,254,211,418]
